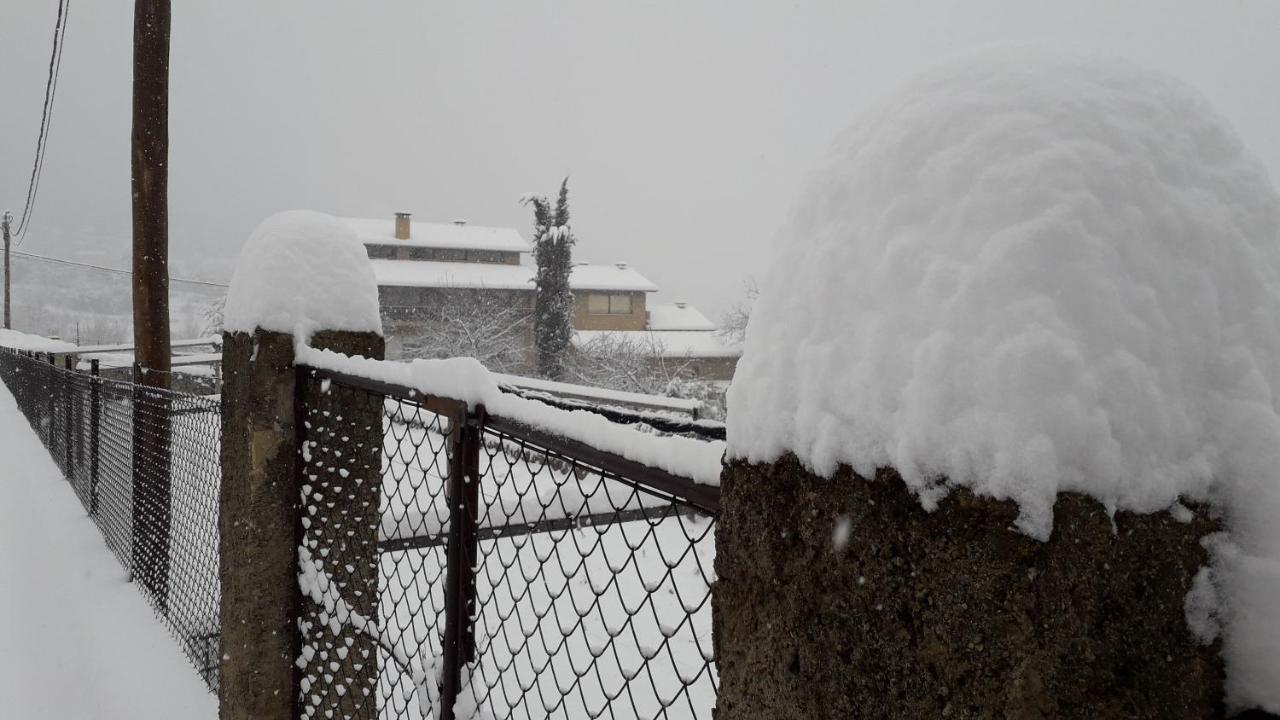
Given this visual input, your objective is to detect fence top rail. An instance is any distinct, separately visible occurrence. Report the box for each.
[299,361,723,515]
[0,346,221,407]
[484,409,721,514]
[49,336,221,355]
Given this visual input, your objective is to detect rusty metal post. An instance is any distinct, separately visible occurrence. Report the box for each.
[439,407,483,720]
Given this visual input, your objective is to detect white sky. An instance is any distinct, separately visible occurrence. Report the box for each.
[2,1,1279,317]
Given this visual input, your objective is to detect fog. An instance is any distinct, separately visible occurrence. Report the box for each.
[2,1,1278,326]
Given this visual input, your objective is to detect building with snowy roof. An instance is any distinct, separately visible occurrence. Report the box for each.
[343,212,739,379]
[573,300,742,381]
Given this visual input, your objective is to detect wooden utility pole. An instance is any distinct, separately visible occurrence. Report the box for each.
[2,210,11,329]
[131,0,171,387]
[130,0,173,612]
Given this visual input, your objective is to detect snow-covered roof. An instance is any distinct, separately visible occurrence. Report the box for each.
[372,259,659,293]
[372,259,533,291]
[341,217,531,253]
[574,330,742,359]
[67,337,219,355]
[570,264,658,292]
[0,329,77,353]
[647,303,716,331]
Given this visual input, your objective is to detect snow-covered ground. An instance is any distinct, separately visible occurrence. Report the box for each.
[372,409,718,719]
[0,380,216,719]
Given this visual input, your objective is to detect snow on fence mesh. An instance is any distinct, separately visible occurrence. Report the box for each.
[0,346,222,690]
[298,365,720,720]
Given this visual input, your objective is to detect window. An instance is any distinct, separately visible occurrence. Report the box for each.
[609,294,633,314]
[587,293,633,314]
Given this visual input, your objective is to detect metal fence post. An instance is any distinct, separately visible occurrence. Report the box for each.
[45,353,55,446]
[63,355,74,474]
[439,407,483,720]
[89,359,101,515]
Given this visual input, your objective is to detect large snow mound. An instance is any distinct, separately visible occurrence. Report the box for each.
[224,210,383,337]
[727,54,1280,710]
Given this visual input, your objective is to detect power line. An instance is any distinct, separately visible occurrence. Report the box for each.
[11,249,228,289]
[15,0,72,245]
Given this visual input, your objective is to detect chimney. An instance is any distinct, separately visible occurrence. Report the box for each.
[394,212,411,240]
[453,218,468,226]
[614,261,628,270]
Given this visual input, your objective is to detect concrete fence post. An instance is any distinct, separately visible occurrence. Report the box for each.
[219,327,383,720]
[713,461,1225,718]
[218,211,387,720]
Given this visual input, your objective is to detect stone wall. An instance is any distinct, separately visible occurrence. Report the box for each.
[713,456,1224,719]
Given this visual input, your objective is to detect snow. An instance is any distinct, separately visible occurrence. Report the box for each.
[726,53,1280,710]
[0,380,216,719]
[224,210,384,337]
[492,372,703,415]
[342,216,531,253]
[297,344,724,486]
[0,328,78,353]
[568,263,659,292]
[574,329,742,359]
[372,259,659,293]
[646,303,717,331]
[372,259,534,291]
[67,336,220,355]
[374,412,717,719]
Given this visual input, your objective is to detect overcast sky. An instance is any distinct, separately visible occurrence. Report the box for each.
[2,1,1279,317]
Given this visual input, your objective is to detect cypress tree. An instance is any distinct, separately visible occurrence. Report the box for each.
[525,177,576,379]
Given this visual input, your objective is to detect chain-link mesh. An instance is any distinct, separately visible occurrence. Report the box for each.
[299,368,718,720]
[0,347,222,691]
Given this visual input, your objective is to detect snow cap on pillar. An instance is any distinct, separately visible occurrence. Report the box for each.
[726,52,1280,709]
[727,51,1280,535]
[223,210,384,338]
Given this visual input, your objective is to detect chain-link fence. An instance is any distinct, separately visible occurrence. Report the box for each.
[0,346,222,691]
[298,366,719,720]
[2,342,718,718]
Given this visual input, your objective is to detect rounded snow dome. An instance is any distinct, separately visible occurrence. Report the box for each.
[224,210,383,338]
[728,54,1280,540]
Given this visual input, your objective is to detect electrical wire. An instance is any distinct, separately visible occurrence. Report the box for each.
[15,0,72,245]
[11,249,228,289]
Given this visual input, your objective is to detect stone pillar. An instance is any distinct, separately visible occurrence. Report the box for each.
[713,457,1225,719]
[219,328,383,720]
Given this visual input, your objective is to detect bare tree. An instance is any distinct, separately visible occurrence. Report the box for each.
[564,332,692,396]
[719,277,759,344]
[397,288,533,375]
[201,295,225,337]
[565,333,730,420]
